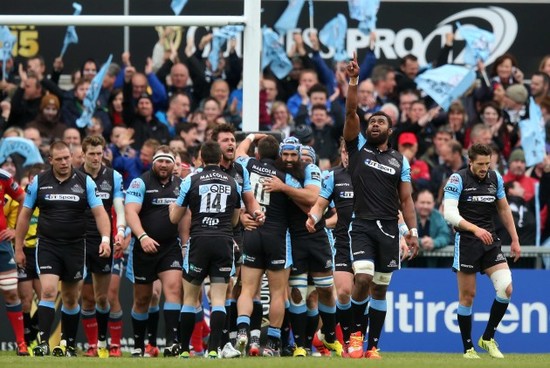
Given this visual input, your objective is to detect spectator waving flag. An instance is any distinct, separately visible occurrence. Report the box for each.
[519,97,546,167]
[171,0,189,15]
[0,137,44,166]
[456,22,495,67]
[415,64,476,111]
[319,14,348,62]
[0,26,16,80]
[262,27,293,79]
[274,0,305,36]
[60,2,82,58]
[348,0,380,36]
[208,25,244,72]
[76,54,113,128]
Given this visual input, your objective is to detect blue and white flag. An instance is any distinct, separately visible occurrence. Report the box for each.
[171,0,189,15]
[262,27,293,79]
[456,22,495,67]
[60,2,82,57]
[0,137,44,166]
[208,25,244,72]
[348,0,379,36]
[274,0,305,36]
[76,54,112,128]
[319,14,348,62]
[0,26,16,80]
[519,97,546,167]
[415,64,476,111]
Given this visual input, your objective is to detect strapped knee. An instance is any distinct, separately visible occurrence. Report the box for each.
[373,272,393,286]
[312,275,334,289]
[353,260,375,276]
[0,271,18,291]
[289,274,308,308]
[490,269,512,302]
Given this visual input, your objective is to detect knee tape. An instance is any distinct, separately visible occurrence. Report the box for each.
[289,274,308,306]
[353,260,375,276]
[373,272,392,286]
[312,275,334,289]
[490,269,512,301]
[0,271,18,291]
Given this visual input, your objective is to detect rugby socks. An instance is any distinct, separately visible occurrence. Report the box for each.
[305,308,319,349]
[229,299,238,345]
[351,297,369,335]
[208,306,226,353]
[236,315,251,335]
[280,300,291,348]
[147,305,160,347]
[267,326,281,348]
[288,303,307,348]
[336,299,352,343]
[6,302,25,344]
[457,304,473,352]
[318,302,337,344]
[250,299,263,344]
[108,310,123,346]
[131,309,148,352]
[179,305,196,353]
[23,312,33,344]
[96,304,110,345]
[366,299,386,350]
[61,305,81,348]
[37,300,56,343]
[483,297,510,341]
[81,308,98,347]
[221,299,232,346]
[163,302,181,345]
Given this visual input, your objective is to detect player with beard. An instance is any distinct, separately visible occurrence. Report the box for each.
[234,134,294,357]
[343,54,419,359]
[263,137,343,358]
[125,146,183,357]
[211,124,247,358]
[443,143,520,359]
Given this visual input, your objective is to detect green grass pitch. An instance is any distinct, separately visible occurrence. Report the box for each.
[1,352,550,368]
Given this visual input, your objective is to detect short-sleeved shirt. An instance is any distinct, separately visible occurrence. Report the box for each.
[0,169,24,232]
[287,163,322,237]
[443,168,505,235]
[24,169,103,242]
[126,170,182,242]
[320,166,354,245]
[82,166,124,238]
[176,165,243,238]
[235,156,290,231]
[346,134,410,220]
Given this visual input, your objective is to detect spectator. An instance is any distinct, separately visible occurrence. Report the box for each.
[63,127,82,146]
[26,94,67,144]
[431,140,467,204]
[287,69,319,118]
[446,100,468,146]
[308,104,340,163]
[356,79,379,127]
[155,92,191,137]
[176,122,200,154]
[503,84,528,125]
[124,93,170,150]
[503,149,538,202]
[8,75,43,128]
[477,102,512,159]
[397,89,420,124]
[295,83,344,131]
[371,64,396,106]
[496,181,536,246]
[468,123,492,147]
[113,138,159,189]
[108,89,124,127]
[407,189,451,268]
[397,132,430,190]
[270,101,293,138]
[530,72,550,105]
[61,79,90,128]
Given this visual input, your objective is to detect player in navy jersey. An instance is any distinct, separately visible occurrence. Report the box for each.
[79,135,126,358]
[234,134,294,357]
[15,141,111,357]
[343,54,419,359]
[125,146,183,357]
[306,138,355,350]
[443,143,520,359]
[169,141,263,359]
[0,166,28,356]
[262,137,343,358]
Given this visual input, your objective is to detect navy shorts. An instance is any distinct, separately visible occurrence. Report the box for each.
[349,219,400,273]
[242,228,290,271]
[290,229,333,275]
[36,238,86,282]
[129,238,183,284]
[184,235,233,285]
[17,247,39,281]
[453,232,507,274]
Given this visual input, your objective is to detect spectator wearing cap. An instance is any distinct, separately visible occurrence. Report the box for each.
[123,92,170,150]
[503,84,528,125]
[26,94,67,144]
[503,149,539,202]
[397,132,430,190]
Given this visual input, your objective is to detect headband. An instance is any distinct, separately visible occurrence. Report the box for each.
[152,152,175,164]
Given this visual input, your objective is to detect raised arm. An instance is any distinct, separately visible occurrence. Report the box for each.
[344,53,360,142]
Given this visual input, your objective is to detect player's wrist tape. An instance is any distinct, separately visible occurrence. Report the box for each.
[349,77,358,86]
[398,223,409,237]
[311,213,319,225]
[253,209,262,219]
[101,236,110,243]
[138,233,149,241]
[410,228,418,237]
[247,134,255,143]
[117,226,126,233]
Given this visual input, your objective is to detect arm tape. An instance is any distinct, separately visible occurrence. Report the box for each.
[113,197,126,228]
[443,198,464,227]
